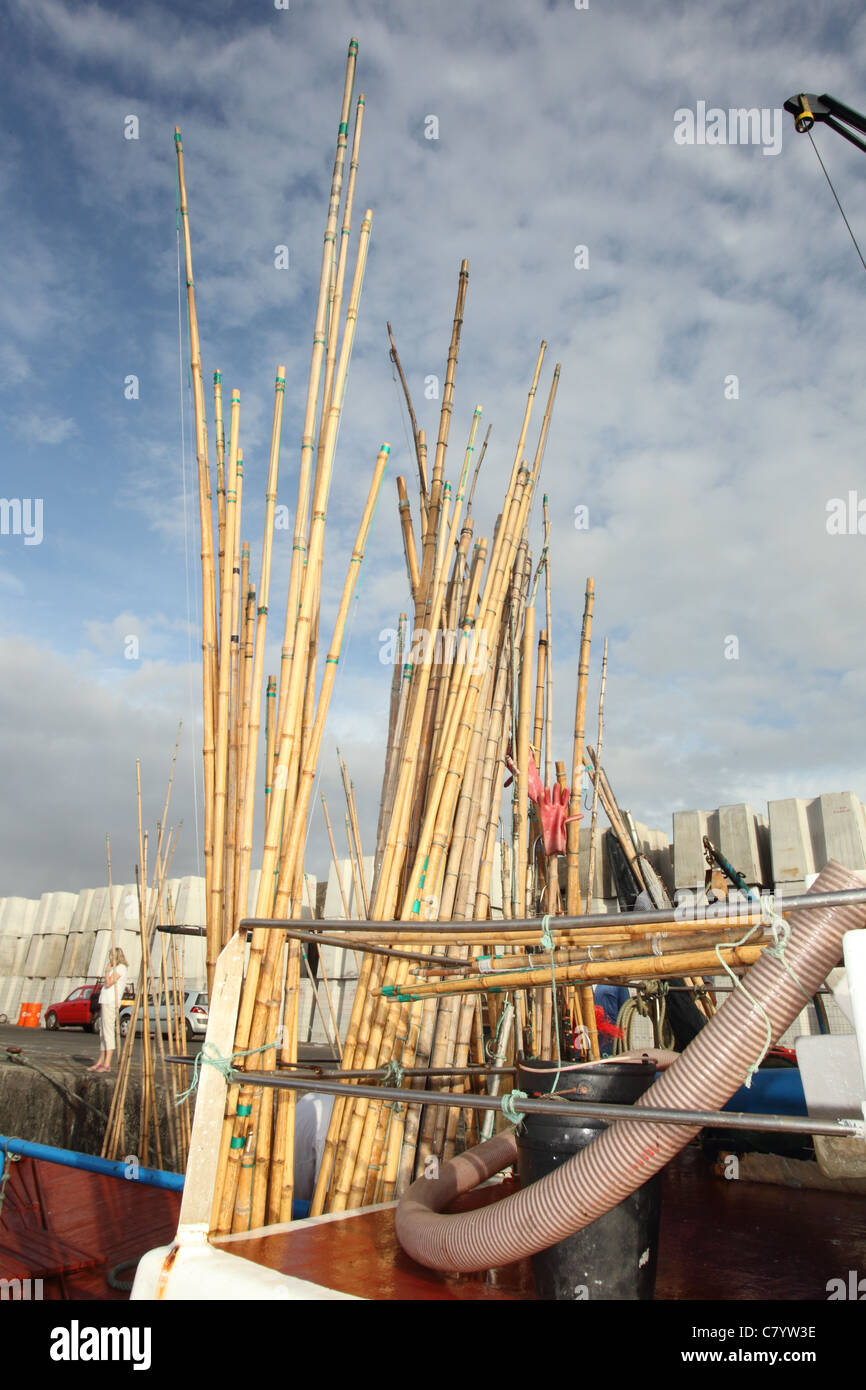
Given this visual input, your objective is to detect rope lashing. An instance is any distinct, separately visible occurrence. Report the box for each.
[539,914,563,1094]
[381,1058,404,1087]
[501,1090,528,1126]
[174,1040,275,1105]
[713,919,772,1087]
[762,894,814,1007]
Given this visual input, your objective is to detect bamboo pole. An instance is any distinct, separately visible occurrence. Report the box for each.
[566,577,594,915]
[213,369,226,581]
[322,793,353,922]
[532,629,547,766]
[264,675,276,829]
[370,263,470,921]
[542,495,553,791]
[174,126,218,995]
[566,577,597,1056]
[396,477,420,600]
[217,443,389,1230]
[516,604,535,918]
[105,835,120,1056]
[345,813,364,920]
[585,637,608,910]
[209,391,241,951]
[377,942,766,1001]
[274,40,359,755]
[235,369,285,928]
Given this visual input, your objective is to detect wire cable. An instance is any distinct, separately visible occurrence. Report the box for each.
[807,130,866,275]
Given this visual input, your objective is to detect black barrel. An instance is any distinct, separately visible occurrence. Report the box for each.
[515,1057,662,1301]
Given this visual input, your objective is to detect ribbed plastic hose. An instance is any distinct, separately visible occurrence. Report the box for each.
[395,861,865,1272]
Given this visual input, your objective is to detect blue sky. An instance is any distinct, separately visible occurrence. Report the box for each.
[2,0,866,897]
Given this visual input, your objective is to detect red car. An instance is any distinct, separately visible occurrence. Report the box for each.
[43,982,103,1032]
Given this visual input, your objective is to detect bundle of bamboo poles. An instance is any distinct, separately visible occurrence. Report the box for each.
[171,38,729,1230]
[102,738,190,1170]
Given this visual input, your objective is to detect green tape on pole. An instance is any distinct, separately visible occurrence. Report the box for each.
[339,122,348,135]
[236,1103,252,1117]
[230,1137,245,1150]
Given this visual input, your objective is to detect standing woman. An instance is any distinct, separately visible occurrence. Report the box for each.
[88,947,128,1073]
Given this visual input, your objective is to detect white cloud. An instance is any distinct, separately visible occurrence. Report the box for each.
[11,413,78,446]
[2,0,866,904]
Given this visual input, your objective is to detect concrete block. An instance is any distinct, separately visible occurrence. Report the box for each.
[32,891,78,936]
[718,803,765,887]
[89,886,121,934]
[184,933,207,984]
[0,897,39,939]
[18,979,48,1008]
[0,927,20,973]
[769,798,815,886]
[298,976,356,1048]
[68,889,96,935]
[323,858,373,921]
[812,792,866,873]
[30,934,68,979]
[59,933,83,978]
[87,928,141,980]
[23,933,67,978]
[0,976,25,1020]
[319,942,361,980]
[775,879,807,901]
[673,810,719,890]
[67,932,96,978]
[578,826,613,904]
[87,932,112,978]
[174,877,206,927]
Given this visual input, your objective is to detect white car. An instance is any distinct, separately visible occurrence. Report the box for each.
[119,989,208,1042]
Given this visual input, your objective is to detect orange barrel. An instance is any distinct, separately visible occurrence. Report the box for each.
[17,1003,41,1027]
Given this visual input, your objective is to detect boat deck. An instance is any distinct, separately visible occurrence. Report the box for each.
[0,1155,181,1300]
[217,1145,866,1301]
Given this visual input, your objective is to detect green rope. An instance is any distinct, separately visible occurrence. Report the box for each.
[174,1040,274,1105]
[381,1058,404,1087]
[501,1089,528,1126]
[486,998,510,1059]
[763,895,814,1007]
[713,922,771,1087]
[0,1144,15,1218]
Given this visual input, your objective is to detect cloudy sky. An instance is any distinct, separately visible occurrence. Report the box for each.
[2,0,865,900]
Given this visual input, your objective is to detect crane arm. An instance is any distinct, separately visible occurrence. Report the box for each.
[785,92,866,155]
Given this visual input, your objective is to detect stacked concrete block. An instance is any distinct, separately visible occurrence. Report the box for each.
[673,810,719,891]
[577,826,617,913]
[87,928,142,980]
[716,803,769,887]
[769,792,866,898]
[0,895,37,1020]
[673,804,770,894]
[172,876,207,985]
[323,857,374,920]
[297,974,358,1050]
[22,892,78,979]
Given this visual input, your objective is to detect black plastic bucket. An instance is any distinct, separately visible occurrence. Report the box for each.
[515,1057,662,1301]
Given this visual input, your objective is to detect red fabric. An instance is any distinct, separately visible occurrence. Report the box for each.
[594,1005,623,1041]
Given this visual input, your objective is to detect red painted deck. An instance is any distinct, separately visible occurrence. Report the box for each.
[221,1145,866,1301]
[0,1156,181,1299]
[3,1143,864,1299]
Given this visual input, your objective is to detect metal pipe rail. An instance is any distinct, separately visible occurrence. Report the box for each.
[238,884,866,934]
[164,1059,866,1139]
[0,1133,184,1191]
